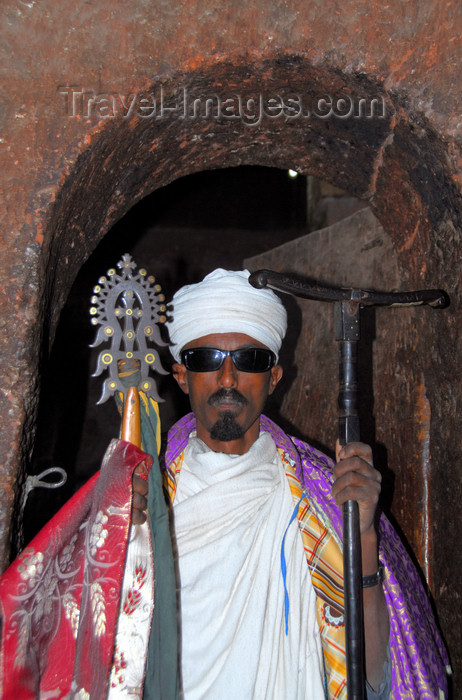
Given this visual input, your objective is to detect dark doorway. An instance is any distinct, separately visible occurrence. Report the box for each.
[23,165,308,546]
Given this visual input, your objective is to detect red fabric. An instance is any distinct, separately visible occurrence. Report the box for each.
[0,440,152,699]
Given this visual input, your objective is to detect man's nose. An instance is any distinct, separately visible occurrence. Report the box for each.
[218,355,238,387]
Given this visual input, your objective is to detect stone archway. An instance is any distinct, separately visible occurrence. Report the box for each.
[1,51,461,682]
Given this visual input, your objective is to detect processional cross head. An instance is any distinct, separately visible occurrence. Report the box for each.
[89,253,169,404]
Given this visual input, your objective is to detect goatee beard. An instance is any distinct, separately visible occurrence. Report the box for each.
[209,411,245,442]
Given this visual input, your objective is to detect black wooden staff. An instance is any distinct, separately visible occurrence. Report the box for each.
[248,269,447,699]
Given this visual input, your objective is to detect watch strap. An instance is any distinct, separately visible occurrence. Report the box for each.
[362,565,384,588]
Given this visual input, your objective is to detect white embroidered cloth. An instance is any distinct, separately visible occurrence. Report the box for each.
[108,522,154,698]
[173,432,324,699]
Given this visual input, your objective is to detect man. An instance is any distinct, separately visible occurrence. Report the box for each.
[0,267,448,698]
[133,269,449,699]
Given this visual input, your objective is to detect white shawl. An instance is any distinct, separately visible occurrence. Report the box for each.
[173,432,324,699]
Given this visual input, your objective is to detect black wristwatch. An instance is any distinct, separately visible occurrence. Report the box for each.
[362,565,385,589]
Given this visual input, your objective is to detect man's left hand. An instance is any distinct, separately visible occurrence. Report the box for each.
[334,442,390,690]
[332,442,381,536]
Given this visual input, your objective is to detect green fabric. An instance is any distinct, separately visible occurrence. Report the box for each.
[117,378,179,700]
[141,401,179,700]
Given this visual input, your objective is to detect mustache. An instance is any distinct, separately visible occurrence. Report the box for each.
[208,388,248,407]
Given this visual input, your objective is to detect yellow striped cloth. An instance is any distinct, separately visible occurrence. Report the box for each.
[279,448,347,699]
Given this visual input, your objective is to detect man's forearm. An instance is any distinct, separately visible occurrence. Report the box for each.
[361,528,390,691]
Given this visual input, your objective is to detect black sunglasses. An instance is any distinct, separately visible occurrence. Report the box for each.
[181,347,276,373]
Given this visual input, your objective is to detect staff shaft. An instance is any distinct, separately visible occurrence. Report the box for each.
[335,301,365,699]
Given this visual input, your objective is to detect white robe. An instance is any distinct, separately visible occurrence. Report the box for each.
[173,432,325,699]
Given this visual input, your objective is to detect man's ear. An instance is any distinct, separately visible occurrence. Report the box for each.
[268,364,283,395]
[172,363,190,394]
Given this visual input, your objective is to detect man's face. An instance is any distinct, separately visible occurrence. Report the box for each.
[172,332,283,454]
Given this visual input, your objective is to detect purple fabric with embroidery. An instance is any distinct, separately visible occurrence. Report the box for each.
[165,413,450,699]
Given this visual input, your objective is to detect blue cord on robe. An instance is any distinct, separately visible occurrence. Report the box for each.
[280,494,304,635]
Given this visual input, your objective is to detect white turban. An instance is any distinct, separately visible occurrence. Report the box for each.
[167,269,287,362]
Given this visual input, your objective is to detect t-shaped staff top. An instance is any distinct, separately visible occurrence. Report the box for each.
[249,268,448,308]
